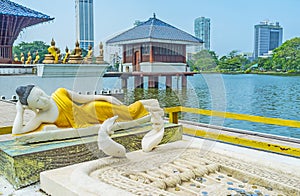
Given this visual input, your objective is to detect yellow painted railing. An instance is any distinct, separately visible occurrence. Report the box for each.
[0,126,12,135]
[165,106,300,157]
[164,106,300,128]
[183,127,300,157]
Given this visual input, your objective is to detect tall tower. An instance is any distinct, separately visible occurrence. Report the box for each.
[194,17,210,52]
[75,0,94,51]
[254,21,283,59]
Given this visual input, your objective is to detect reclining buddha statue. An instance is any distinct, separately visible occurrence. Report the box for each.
[12,85,165,155]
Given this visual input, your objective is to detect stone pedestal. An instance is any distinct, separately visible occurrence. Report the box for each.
[84,57,93,64]
[68,55,83,64]
[96,56,107,64]
[42,54,55,64]
[0,123,182,189]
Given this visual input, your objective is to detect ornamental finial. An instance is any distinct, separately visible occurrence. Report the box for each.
[51,38,55,46]
[75,40,79,47]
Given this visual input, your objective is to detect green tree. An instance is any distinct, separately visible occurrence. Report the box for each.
[13,41,49,62]
[258,57,272,71]
[216,50,250,71]
[189,50,218,71]
[272,37,300,71]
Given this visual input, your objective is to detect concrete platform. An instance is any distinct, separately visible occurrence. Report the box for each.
[39,135,300,196]
[0,123,182,189]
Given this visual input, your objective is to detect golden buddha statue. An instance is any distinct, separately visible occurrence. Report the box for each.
[33,51,40,64]
[68,40,83,64]
[43,38,59,64]
[26,52,32,64]
[14,54,19,62]
[87,45,93,57]
[74,40,82,56]
[57,48,62,63]
[63,47,70,64]
[20,53,25,64]
[84,45,93,64]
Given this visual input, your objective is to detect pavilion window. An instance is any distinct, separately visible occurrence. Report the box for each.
[154,46,159,55]
[168,45,171,55]
[177,45,183,56]
[126,45,133,56]
[142,44,150,55]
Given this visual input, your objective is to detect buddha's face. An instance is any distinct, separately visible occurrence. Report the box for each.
[27,87,51,111]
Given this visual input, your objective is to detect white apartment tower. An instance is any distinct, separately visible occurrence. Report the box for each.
[254,21,283,59]
[194,17,210,52]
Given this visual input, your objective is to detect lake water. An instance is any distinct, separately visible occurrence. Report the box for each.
[0,74,299,139]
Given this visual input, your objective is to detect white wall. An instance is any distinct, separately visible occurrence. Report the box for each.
[121,62,187,73]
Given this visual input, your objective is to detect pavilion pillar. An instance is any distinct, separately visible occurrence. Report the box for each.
[122,45,126,64]
[148,76,154,88]
[154,76,159,88]
[182,75,187,88]
[149,43,153,63]
[166,76,172,89]
[134,75,144,88]
[148,76,158,88]
[183,46,186,63]
[121,75,129,89]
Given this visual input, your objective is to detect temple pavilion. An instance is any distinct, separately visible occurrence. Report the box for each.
[106,14,203,73]
[0,0,53,63]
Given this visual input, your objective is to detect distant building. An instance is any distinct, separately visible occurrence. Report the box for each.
[241,52,254,62]
[254,21,283,59]
[75,0,94,50]
[0,0,53,63]
[194,17,210,51]
[106,14,203,73]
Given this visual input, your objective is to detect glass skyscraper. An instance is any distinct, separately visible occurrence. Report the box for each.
[75,0,94,51]
[254,21,283,59]
[194,17,210,51]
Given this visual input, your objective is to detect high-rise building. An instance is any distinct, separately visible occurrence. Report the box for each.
[254,21,283,59]
[75,0,94,51]
[194,17,210,51]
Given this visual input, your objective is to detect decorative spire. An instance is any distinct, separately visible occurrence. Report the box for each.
[51,38,55,46]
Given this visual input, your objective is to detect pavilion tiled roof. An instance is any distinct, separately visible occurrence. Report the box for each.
[0,0,53,20]
[107,14,203,45]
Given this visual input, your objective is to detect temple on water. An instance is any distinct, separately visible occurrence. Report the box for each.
[106,14,203,73]
[0,0,53,63]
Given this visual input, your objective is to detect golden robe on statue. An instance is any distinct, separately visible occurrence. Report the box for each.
[51,88,149,128]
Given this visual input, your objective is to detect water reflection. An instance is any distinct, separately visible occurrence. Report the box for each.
[119,74,300,139]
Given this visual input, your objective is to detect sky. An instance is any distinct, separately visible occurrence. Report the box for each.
[13,0,300,57]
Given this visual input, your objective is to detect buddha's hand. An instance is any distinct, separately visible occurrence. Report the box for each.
[16,101,24,113]
[104,96,123,105]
